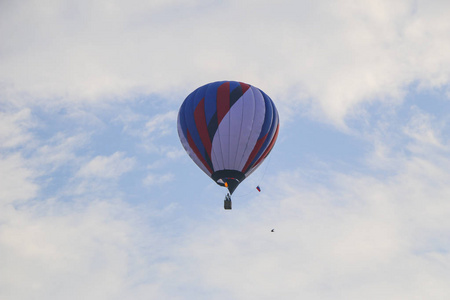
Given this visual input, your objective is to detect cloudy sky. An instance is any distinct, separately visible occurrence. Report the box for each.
[1,0,450,299]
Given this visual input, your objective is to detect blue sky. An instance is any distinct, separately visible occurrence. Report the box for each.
[1,0,450,299]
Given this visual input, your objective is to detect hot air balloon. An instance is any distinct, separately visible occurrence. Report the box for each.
[177,81,279,209]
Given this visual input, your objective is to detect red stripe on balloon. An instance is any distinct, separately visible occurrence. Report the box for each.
[252,124,279,168]
[241,133,268,173]
[240,82,250,94]
[194,98,212,156]
[217,82,230,124]
[187,129,213,174]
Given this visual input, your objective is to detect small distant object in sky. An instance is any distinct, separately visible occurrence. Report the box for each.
[271,229,274,232]
[256,186,261,192]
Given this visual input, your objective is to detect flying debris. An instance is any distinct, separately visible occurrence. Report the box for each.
[177,81,279,209]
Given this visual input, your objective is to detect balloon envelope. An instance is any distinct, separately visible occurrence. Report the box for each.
[177,81,279,194]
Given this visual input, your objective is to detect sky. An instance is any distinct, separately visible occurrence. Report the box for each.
[1,0,450,299]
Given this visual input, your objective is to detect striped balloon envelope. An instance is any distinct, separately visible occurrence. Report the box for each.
[177,81,279,195]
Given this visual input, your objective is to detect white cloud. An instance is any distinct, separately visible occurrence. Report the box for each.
[0,198,164,300]
[76,152,135,179]
[403,106,445,149]
[167,146,450,299]
[165,148,184,159]
[144,111,177,137]
[0,109,34,149]
[32,132,90,173]
[363,104,450,172]
[3,141,449,299]
[143,172,174,187]
[0,154,38,205]
[1,0,450,125]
